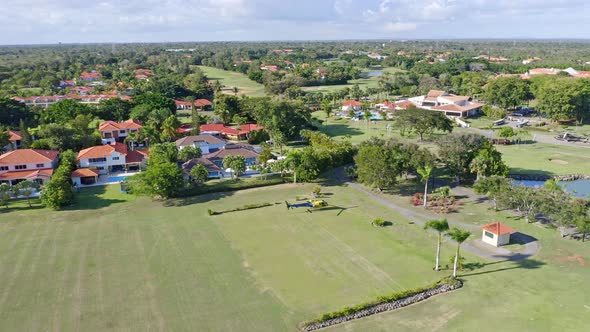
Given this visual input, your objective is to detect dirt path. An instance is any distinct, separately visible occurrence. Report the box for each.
[342,178,540,261]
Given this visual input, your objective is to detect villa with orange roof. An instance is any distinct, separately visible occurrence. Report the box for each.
[341,100,363,112]
[407,90,484,118]
[481,222,514,247]
[199,123,264,141]
[0,149,59,186]
[79,71,102,81]
[174,99,213,111]
[98,119,142,144]
[77,142,148,174]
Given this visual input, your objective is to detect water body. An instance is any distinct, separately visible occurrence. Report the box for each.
[514,179,590,198]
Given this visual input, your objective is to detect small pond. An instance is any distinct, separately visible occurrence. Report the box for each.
[513,179,590,198]
[361,71,384,77]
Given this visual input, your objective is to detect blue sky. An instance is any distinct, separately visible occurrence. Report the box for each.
[0,0,589,44]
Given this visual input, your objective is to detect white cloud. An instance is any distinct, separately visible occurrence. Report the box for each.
[0,0,588,43]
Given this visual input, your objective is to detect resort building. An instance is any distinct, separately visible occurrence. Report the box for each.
[77,142,148,174]
[98,120,143,144]
[0,149,59,186]
[407,90,483,118]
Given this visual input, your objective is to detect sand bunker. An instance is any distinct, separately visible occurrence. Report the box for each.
[549,159,569,165]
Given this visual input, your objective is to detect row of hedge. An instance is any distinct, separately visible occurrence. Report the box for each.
[177,175,285,197]
[301,277,462,331]
[208,202,275,215]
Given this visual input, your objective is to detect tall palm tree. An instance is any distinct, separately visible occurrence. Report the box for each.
[16,180,39,207]
[469,155,488,181]
[232,86,239,96]
[447,227,471,278]
[321,99,332,129]
[424,219,449,271]
[417,165,433,208]
[285,151,302,184]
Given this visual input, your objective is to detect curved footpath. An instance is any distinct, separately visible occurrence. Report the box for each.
[340,176,540,261]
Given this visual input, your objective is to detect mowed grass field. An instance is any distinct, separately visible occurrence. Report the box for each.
[497,143,590,175]
[197,66,267,97]
[1,181,590,331]
[0,183,443,331]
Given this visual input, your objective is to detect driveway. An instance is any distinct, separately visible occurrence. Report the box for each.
[342,178,540,262]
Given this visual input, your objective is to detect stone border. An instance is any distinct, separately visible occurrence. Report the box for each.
[301,280,463,331]
[509,174,590,181]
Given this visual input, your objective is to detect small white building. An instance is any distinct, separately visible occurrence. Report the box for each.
[481,222,514,247]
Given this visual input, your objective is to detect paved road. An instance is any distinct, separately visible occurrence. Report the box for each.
[343,178,540,262]
[465,127,590,148]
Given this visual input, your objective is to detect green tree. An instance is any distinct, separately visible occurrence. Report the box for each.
[473,176,511,211]
[285,150,302,183]
[130,162,184,199]
[447,228,471,278]
[258,144,274,165]
[469,141,509,180]
[424,219,450,271]
[0,127,10,152]
[189,164,209,185]
[16,180,39,207]
[395,107,453,141]
[149,143,178,164]
[18,119,33,148]
[97,98,134,121]
[484,76,531,110]
[214,94,240,124]
[0,183,10,209]
[223,155,246,179]
[40,172,74,210]
[321,99,332,128]
[160,114,181,142]
[178,146,202,162]
[417,165,433,207]
[498,126,516,139]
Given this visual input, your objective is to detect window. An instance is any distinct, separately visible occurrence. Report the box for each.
[88,158,107,163]
[15,165,27,170]
[104,133,112,138]
[119,130,126,134]
[0,166,8,171]
[36,163,44,168]
[96,166,104,170]
[484,231,494,239]
[112,157,119,161]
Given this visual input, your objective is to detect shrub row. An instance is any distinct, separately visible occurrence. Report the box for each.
[178,175,284,197]
[301,277,462,331]
[208,202,274,215]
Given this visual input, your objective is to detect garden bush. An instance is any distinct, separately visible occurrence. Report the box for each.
[372,218,386,227]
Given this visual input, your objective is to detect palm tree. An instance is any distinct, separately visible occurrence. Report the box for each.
[469,155,488,181]
[17,180,39,207]
[447,227,472,278]
[424,219,449,271]
[232,86,239,96]
[213,80,223,94]
[417,165,433,208]
[321,99,332,129]
[285,151,302,184]
[364,109,372,128]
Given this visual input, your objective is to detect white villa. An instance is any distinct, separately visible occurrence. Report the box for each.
[175,135,226,154]
[77,142,148,174]
[407,90,483,118]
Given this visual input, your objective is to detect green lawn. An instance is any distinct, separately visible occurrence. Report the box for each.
[197,66,267,97]
[497,143,590,175]
[1,180,590,331]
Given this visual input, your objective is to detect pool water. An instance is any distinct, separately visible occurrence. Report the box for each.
[513,179,590,198]
[107,175,131,183]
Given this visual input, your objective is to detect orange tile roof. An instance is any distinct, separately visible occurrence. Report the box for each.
[0,169,53,180]
[98,119,142,132]
[8,130,22,142]
[342,100,362,106]
[395,100,416,109]
[77,143,128,160]
[481,222,514,236]
[0,149,59,164]
[71,168,100,177]
[126,150,147,163]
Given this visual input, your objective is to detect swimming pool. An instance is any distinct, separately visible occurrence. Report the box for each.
[107,175,132,183]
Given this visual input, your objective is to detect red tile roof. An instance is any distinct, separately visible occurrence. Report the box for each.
[481,222,514,236]
[342,100,362,107]
[71,168,100,178]
[175,99,212,107]
[126,150,148,163]
[77,143,128,160]
[98,119,142,132]
[0,149,59,165]
[80,71,102,79]
[0,169,53,180]
[8,130,22,142]
[395,100,416,109]
[200,123,264,136]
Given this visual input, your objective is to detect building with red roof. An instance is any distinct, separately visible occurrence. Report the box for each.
[79,71,102,81]
[200,123,264,140]
[0,149,59,185]
[13,94,132,109]
[341,100,363,112]
[174,99,213,111]
[98,119,142,144]
[77,142,147,174]
[481,222,514,247]
[71,168,100,186]
[408,90,484,118]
